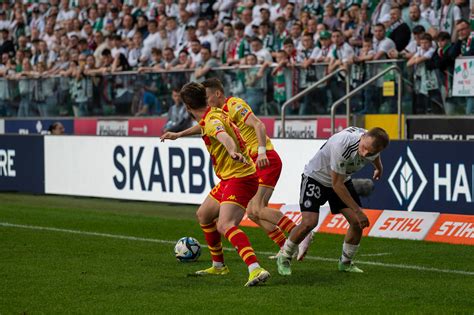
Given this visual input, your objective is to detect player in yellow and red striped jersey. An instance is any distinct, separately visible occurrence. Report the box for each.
[175,82,270,287]
[161,78,314,260]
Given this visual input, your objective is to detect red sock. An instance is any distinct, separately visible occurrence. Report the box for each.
[200,221,224,263]
[224,226,258,266]
[277,216,297,234]
[267,227,286,248]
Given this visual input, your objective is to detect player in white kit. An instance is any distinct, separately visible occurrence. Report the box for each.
[277,127,389,275]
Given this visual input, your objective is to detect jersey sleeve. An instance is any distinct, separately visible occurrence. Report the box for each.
[329,134,351,175]
[204,118,226,138]
[330,146,348,175]
[228,99,253,123]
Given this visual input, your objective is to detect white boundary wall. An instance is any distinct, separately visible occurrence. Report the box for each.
[45,136,324,205]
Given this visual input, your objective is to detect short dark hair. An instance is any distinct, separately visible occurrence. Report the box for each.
[412,25,425,35]
[420,33,432,41]
[374,23,385,31]
[283,38,294,46]
[275,16,286,23]
[250,36,262,44]
[234,22,245,30]
[437,31,451,41]
[48,122,62,133]
[202,78,225,94]
[101,49,111,56]
[151,48,162,55]
[456,19,470,27]
[366,127,390,150]
[180,82,207,110]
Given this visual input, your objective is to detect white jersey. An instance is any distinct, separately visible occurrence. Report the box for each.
[303,127,379,187]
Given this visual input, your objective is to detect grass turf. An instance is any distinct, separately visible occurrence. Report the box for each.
[1,193,473,314]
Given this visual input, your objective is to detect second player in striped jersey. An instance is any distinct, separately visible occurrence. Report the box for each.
[161,78,312,260]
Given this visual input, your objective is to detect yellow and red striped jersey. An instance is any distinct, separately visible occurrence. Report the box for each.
[199,106,256,180]
[222,97,274,157]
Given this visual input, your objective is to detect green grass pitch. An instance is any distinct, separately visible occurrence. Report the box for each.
[1,193,473,314]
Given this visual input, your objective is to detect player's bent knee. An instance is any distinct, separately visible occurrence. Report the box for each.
[196,207,212,224]
[216,222,234,235]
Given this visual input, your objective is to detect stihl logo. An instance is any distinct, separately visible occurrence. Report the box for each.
[434,222,474,238]
[284,211,302,224]
[327,215,349,229]
[379,217,423,232]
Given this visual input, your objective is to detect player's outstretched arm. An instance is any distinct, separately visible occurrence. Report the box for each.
[244,114,269,169]
[331,171,369,229]
[160,124,201,142]
[216,132,248,164]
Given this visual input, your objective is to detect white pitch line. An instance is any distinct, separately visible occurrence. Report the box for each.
[359,253,391,257]
[1,222,474,276]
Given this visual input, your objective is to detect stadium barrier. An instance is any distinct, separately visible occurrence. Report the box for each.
[0,135,473,245]
[406,116,474,140]
[0,135,44,194]
[241,206,473,245]
[353,140,474,214]
[1,116,346,139]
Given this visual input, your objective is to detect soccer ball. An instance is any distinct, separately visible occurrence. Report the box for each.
[174,237,201,262]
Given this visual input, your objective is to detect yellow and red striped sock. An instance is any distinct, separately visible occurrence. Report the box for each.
[267,227,286,248]
[277,216,297,234]
[200,221,224,263]
[224,226,258,266]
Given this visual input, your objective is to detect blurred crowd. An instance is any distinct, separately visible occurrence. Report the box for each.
[0,0,473,118]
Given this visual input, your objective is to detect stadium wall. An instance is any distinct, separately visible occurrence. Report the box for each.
[1,117,347,139]
[0,135,472,245]
[0,135,44,194]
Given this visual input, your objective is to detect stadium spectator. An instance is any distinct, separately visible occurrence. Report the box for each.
[426,31,458,114]
[162,87,192,133]
[407,33,444,114]
[0,0,472,118]
[439,0,462,40]
[387,6,411,52]
[243,53,267,113]
[193,43,219,82]
[452,19,474,114]
[48,121,65,135]
[250,36,272,64]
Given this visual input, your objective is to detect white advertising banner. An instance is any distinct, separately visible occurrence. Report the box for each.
[96,120,129,136]
[273,120,318,139]
[453,57,474,96]
[368,210,439,240]
[0,119,4,134]
[44,136,325,205]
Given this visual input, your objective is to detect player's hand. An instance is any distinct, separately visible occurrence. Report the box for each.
[373,168,383,180]
[356,211,370,229]
[160,132,179,142]
[256,153,270,169]
[231,152,248,164]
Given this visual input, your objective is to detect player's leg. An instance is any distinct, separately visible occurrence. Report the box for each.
[331,180,364,273]
[276,175,325,275]
[218,202,270,287]
[248,150,299,247]
[247,186,288,249]
[218,175,270,286]
[337,207,364,273]
[195,187,228,276]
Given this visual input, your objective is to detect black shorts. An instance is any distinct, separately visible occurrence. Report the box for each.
[299,174,362,214]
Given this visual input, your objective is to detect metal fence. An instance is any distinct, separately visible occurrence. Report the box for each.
[0,60,472,118]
